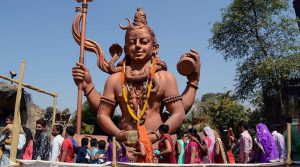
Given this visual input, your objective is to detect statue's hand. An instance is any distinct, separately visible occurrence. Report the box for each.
[72,62,93,90]
[185,49,201,83]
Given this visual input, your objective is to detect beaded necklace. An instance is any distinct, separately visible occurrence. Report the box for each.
[121,58,157,126]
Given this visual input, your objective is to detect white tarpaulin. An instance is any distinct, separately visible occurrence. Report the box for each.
[17,160,286,167]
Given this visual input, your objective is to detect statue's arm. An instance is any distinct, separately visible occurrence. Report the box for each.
[162,72,185,134]
[97,74,123,139]
[180,49,200,114]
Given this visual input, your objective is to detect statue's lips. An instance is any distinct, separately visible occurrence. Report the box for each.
[134,52,145,57]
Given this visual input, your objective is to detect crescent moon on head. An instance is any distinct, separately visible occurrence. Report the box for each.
[119,18,133,30]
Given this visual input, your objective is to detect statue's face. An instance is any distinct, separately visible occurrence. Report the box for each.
[125,28,156,63]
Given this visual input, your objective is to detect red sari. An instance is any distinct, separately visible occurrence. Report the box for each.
[158,134,176,163]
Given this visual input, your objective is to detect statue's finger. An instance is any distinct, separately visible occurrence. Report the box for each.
[76,62,87,71]
[190,49,199,55]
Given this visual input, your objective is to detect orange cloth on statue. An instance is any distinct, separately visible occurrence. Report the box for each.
[136,126,153,163]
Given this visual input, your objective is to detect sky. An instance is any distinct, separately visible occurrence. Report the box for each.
[0,0,237,113]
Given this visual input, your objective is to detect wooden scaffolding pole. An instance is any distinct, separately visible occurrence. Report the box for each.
[286,123,292,166]
[112,136,117,167]
[0,74,57,97]
[9,61,26,163]
[51,93,58,128]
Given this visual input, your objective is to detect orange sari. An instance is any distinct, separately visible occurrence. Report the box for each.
[136,126,153,163]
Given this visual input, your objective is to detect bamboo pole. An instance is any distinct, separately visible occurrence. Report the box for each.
[51,93,58,128]
[9,61,26,163]
[50,93,58,142]
[286,123,292,166]
[112,137,117,167]
[0,74,57,97]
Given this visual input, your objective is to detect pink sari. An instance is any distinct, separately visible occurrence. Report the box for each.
[203,136,214,163]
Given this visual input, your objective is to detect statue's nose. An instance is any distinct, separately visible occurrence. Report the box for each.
[135,39,141,47]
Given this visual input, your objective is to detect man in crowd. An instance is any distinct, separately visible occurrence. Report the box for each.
[59,126,76,163]
[50,124,64,161]
[270,125,286,162]
[238,121,253,163]
[33,119,50,160]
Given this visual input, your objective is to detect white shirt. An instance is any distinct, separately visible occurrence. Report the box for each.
[238,130,253,163]
[272,131,286,161]
[50,134,64,161]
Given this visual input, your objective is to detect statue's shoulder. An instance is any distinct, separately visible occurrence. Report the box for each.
[156,70,175,77]
[156,70,176,82]
[105,72,122,84]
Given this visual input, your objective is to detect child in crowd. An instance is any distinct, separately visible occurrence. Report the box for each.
[97,140,107,164]
[0,116,14,158]
[76,137,90,163]
[89,138,99,164]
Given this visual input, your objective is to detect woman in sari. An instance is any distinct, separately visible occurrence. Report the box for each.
[106,135,129,162]
[156,124,176,163]
[185,128,207,164]
[203,126,215,163]
[255,123,279,163]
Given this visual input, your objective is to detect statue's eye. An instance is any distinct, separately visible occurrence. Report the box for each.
[128,39,135,45]
[140,38,150,44]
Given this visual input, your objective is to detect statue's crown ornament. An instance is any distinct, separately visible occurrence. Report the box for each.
[120,7,148,30]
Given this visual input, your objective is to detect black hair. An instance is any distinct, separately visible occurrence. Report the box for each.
[81,137,89,146]
[268,125,276,132]
[219,126,231,152]
[90,138,98,147]
[66,126,76,136]
[188,128,201,142]
[54,124,63,135]
[6,115,13,121]
[107,135,113,143]
[98,140,106,150]
[159,124,169,133]
[285,116,292,124]
[177,131,184,140]
[220,125,228,135]
[36,119,47,127]
[238,120,248,130]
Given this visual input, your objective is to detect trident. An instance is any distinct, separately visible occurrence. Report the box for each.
[74,0,92,134]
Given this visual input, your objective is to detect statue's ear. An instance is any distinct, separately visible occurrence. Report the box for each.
[124,44,128,55]
[153,44,159,53]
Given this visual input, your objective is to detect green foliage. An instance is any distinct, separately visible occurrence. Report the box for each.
[82,123,95,134]
[200,91,250,132]
[71,101,122,135]
[209,0,300,99]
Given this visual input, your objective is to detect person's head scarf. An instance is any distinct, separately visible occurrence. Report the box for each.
[256,123,279,162]
[203,126,215,151]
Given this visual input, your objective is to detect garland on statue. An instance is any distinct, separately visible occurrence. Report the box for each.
[121,58,157,126]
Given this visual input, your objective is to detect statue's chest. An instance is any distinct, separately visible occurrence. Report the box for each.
[116,78,162,106]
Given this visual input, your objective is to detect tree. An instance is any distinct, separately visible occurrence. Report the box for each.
[191,92,250,134]
[209,0,300,121]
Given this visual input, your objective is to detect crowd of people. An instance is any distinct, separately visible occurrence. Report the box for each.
[0,115,299,166]
[153,121,291,164]
[0,117,109,166]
